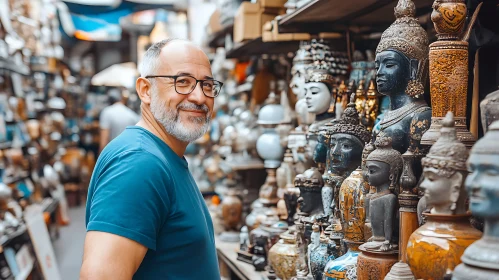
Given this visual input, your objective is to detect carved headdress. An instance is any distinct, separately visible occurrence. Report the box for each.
[329,94,371,145]
[292,41,313,75]
[470,120,499,155]
[367,135,403,190]
[376,0,429,97]
[421,112,468,177]
[306,39,335,87]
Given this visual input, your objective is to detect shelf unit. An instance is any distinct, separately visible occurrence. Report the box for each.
[226,37,300,59]
[278,0,434,34]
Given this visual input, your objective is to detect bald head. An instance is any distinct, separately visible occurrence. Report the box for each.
[138,39,210,78]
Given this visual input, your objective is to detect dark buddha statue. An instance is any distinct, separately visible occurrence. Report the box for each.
[361,136,402,252]
[297,168,324,220]
[374,0,431,158]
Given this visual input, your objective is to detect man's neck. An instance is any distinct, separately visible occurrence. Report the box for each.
[137,103,187,157]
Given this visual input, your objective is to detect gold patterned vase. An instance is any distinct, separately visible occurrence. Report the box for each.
[268,232,299,280]
[431,0,467,40]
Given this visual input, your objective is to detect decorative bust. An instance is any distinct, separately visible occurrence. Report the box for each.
[292,41,316,129]
[328,94,371,177]
[420,112,468,215]
[374,0,431,156]
[297,168,324,219]
[453,120,499,280]
[361,136,402,252]
[306,40,336,132]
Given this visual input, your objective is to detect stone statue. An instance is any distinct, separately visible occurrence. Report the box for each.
[292,41,316,130]
[361,136,402,252]
[374,0,431,157]
[420,112,468,215]
[453,120,499,280]
[305,40,336,133]
[362,141,376,241]
[297,168,324,220]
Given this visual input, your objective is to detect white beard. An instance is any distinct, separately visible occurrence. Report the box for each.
[150,89,211,143]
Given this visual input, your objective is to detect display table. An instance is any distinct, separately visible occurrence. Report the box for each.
[215,237,268,280]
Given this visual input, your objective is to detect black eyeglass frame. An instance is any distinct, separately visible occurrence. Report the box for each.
[145,75,223,97]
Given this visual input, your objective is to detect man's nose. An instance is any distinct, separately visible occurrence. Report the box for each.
[187,82,207,105]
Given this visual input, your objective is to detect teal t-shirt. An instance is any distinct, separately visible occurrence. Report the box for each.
[85,126,220,280]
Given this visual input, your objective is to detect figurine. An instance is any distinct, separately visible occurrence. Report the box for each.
[361,136,402,253]
[292,41,316,130]
[420,112,468,215]
[305,40,336,132]
[374,0,431,157]
[354,80,366,118]
[361,141,376,242]
[362,80,380,131]
[406,112,481,280]
[453,120,499,280]
[480,89,499,133]
[296,168,324,220]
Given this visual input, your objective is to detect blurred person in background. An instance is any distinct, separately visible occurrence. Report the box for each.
[99,87,140,152]
[80,38,222,280]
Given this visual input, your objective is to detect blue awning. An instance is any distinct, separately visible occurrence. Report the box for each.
[59,0,185,41]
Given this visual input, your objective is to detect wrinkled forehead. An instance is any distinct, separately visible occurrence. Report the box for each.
[157,42,212,78]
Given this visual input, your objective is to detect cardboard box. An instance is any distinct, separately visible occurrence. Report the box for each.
[258,0,287,9]
[233,2,279,43]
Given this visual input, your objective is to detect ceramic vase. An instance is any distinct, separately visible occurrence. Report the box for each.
[310,237,334,280]
[356,250,398,280]
[268,232,299,280]
[323,242,361,280]
[406,213,482,279]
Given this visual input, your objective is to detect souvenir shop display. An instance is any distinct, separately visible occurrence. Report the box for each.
[207,0,498,279]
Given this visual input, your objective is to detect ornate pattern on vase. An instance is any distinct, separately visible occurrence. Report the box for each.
[431,0,467,41]
[268,232,299,280]
[453,121,499,280]
[357,250,398,280]
[339,169,366,243]
[323,243,360,280]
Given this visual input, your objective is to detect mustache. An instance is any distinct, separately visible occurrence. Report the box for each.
[177,102,209,114]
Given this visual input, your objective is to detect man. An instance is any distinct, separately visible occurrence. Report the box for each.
[99,88,140,152]
[80,38,223,280]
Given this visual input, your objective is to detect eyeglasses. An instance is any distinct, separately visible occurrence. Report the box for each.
[145,74,223,98]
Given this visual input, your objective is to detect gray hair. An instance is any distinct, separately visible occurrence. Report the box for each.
[138,38,181,77]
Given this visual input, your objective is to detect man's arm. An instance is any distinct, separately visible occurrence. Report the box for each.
[80,231,147,280]
[99,109,111,153]
[99,129,110,153]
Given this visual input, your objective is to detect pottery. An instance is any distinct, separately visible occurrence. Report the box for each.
[309,235,334,280]
[357,249,398,280]
[221,189,242,231]
[323,242,362,280]
[268,232,299,280]
[339,168,366,243]
[431,0,467,40]
[406,213,482,279]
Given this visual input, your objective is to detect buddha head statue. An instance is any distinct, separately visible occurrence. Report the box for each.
[375,0,429,99]
[366,135,403,192]
[421,112,468,215]
[291,41,313,99]
[328,94,371,175]
[296,167,324,215]
[305,40,335,115]
[466,120,499,221]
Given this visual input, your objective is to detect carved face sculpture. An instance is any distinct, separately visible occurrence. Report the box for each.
[329,133,363,174]
[305,82,332,114]
[375,50,410,96]
[421,167,463,212]
[466,153,499,218]
[365,161,391,187]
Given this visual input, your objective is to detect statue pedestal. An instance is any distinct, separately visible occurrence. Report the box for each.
[422,40,476,148]
[356,248,398,280]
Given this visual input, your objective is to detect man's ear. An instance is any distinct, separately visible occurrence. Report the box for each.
[136,77,152,105]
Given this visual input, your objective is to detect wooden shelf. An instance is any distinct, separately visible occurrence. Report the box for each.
[226,37,300,59]
[278,0,434,34]
[207,22,234,49]
[216,237,268,280]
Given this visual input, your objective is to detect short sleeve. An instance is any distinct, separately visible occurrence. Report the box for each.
[87,151,172,250]
[99,108,111,130]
